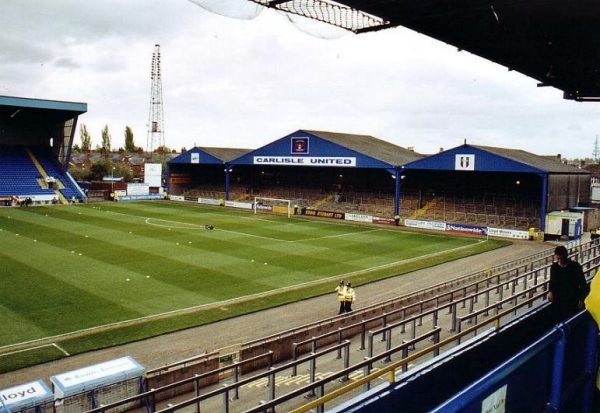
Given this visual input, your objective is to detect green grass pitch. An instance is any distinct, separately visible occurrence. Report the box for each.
[0,201,504,367]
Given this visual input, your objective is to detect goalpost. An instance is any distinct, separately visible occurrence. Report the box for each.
[254,197,298,218]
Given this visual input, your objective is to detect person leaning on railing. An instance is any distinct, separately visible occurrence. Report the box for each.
[547,245,590,321]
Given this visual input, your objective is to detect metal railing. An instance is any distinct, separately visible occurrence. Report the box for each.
[82,241,600,413]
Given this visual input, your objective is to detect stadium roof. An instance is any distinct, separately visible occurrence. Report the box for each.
[301,129,424,165]
[253,0,600,101]
[0,95,88,170]
[230,129,424,168]
[169,147,252,164]
[0,95,87,113]
[200,147,253,162]
[402,143,590,174]
[472,145,589,174]
[0,95,87,127]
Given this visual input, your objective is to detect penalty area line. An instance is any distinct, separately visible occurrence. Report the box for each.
[0,343,70,358]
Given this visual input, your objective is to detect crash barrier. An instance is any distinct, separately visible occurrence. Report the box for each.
[323,309,597,413]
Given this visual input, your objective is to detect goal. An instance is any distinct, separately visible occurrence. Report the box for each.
[254,197,297,218]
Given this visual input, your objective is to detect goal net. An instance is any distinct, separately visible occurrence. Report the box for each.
[254,197,298,218]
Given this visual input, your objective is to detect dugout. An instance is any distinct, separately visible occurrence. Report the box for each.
[399,143,591,232]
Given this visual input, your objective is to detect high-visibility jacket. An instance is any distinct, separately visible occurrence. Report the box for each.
[335,285,347,302]
[344,287,355,303]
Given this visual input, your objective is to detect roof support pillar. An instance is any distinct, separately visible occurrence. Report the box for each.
[224,164,231,201]
[394,167,401,216]
[540,173,548,232]
[165,163,170,195]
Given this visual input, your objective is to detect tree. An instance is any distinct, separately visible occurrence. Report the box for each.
[68,165,88,181]
[124,126,136,152]
[114,163,134,182]
[89,160,113,181]
[101,125,111,151]
[80,123,92,151]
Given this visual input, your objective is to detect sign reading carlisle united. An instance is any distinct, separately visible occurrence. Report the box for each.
[254,156,356,166]
[254,136,356,167]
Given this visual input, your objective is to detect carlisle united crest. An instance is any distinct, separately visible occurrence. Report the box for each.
[291,137,309,154]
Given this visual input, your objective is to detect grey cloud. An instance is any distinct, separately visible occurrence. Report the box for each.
[0,37,53,64]
[53,57,80,69]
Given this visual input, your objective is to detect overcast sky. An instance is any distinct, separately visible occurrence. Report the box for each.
[2,0,599,159]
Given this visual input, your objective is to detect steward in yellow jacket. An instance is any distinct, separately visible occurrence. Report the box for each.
[344,282,356,313]
[335,280,346,314]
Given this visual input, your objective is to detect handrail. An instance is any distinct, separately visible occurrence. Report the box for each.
[146,350,219,376]
[287,293,553,413]
[240,245,555,349]
[242,328,443,413]
[85,351,274,413]
[154,340,352,413]
[287,258,600,413]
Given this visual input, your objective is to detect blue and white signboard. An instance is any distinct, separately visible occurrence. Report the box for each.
[50,356,144,398]
[0,380,53,413]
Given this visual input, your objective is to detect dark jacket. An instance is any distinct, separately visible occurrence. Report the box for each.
[549,259,589,317]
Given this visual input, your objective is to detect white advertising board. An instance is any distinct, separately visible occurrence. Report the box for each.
[144,163,162,187]
[50,356,144,398]
[0,380,53,412]
[404,219,447,231]
[127,183,150,196]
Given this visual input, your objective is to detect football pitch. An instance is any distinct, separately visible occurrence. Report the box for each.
[0,201,505,367]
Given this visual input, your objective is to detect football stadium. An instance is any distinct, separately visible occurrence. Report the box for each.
[2,1,600,412]
[0,97,599,412]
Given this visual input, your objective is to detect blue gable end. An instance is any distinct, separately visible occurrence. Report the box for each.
[169,148,223,165]
[231,130,394,169]
[402,145,544,173]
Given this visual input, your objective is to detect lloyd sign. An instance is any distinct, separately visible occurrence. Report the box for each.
[0,380,53,410]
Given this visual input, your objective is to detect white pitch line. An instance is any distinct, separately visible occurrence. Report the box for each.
[1,239,485,354]
[295,228,382,243]
[145,216,368,244]
[53,343,70,356]
[0,342,68,357]
[93,207,409,244]
[145,218,206,230]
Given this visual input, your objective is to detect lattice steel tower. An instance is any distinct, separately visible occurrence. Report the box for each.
[146,44,165,157]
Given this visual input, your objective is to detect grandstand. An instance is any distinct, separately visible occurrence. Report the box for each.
[1,96,599,412]
[0,96,87,204]
[167,130,593,237]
